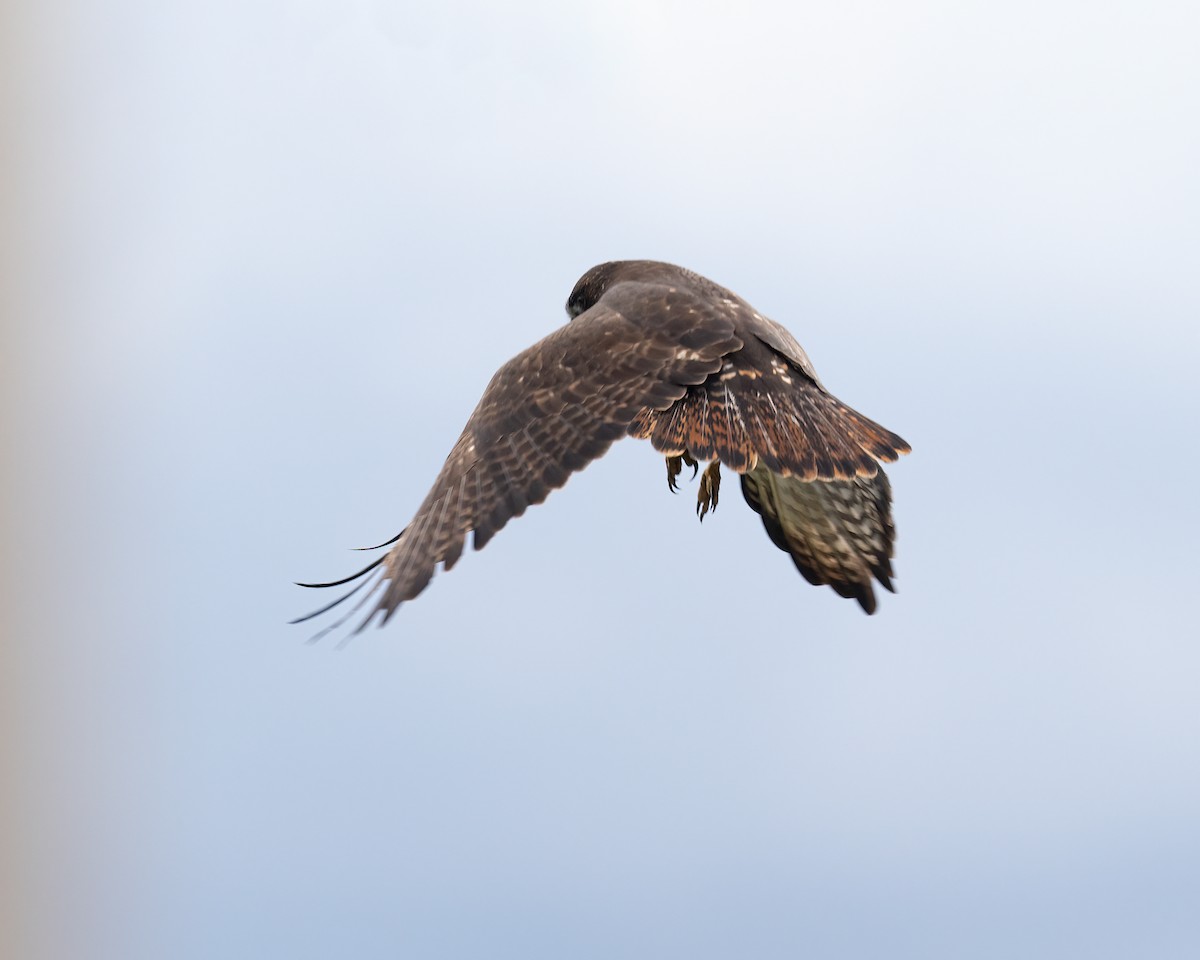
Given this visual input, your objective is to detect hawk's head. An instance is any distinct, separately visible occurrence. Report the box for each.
[566,260,681,319]
[565,262,620,319]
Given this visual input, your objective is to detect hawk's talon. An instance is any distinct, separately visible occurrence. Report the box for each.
[666,452,699,493]
[696,459,721,521]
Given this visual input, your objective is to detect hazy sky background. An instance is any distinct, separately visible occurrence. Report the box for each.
[8,1,1200,958]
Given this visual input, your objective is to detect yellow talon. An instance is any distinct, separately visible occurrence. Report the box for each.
[696,459,721,520]
[666,453,699,493]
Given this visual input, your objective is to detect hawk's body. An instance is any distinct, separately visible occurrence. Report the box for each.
[296,261,910,635]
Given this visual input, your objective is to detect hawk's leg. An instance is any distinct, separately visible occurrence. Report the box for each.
[666,452,699,493]
[696,459,721,521]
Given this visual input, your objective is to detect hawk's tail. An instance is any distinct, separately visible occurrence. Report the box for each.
[740,464,897,614]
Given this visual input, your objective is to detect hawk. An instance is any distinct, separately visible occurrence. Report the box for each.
[295,260,910,637]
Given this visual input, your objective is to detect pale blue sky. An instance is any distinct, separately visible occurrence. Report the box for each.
[10,1,1200,958]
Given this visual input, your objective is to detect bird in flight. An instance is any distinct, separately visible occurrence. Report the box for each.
[295,260,910,638]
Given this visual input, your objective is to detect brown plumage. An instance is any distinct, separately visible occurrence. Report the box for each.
[295,260,910,637]
[741,468,896,614]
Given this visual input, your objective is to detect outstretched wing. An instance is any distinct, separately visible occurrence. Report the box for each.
[295,282,744,636]
[740,465,897,614]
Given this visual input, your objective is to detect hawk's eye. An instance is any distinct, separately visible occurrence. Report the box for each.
[566,291,591,318]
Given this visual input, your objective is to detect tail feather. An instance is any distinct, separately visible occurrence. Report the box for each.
[740,464,897,614]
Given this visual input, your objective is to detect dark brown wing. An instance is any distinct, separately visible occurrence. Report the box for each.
[631,333,910,479]
[740,465,896,614]
[294,281,744,635]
